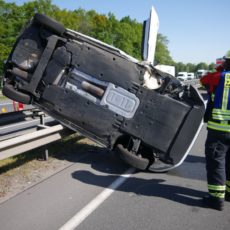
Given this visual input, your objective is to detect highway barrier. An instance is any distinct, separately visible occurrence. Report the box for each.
[0,124,72,161]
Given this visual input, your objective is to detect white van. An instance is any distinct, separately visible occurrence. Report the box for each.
[177,72,188,81]
[187,72,195,80]
[197,69,207,78]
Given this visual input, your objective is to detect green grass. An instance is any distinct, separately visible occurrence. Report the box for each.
[0,132,98,175]
[0,95,6,100]
[0,132,100,198]
[0,133,79,197]
[0,133,77,173]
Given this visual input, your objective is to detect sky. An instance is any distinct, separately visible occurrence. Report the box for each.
[5,0,230,64]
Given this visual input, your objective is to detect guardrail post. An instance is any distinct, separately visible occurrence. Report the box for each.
[43,148,49,161]
[38,111,45,125]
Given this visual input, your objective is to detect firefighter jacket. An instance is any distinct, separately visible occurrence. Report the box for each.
[204,71,230,132]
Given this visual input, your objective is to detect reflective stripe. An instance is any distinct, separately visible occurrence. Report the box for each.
[209,192,225,199]
[213,109,230,115]
[207,121,230,132]
[212,114,230,120]
[222,120,228,124]
[225,73,230,87]
[222,81,229,110]
[208,184,226,191]
[211,93,215,101]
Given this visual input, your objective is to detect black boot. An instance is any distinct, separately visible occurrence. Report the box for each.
[225,192,230,202]
[202,195,224,211]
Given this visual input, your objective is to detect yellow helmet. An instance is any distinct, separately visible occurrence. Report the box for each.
[224,50,230,59]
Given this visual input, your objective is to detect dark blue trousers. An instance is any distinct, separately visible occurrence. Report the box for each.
[205,129,230,198]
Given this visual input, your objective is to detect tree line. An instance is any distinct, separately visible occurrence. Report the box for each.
[0,0,215,84]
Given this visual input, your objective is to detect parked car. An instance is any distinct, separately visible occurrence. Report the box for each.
[2,13,205,172]
[197,69,207,78]
[177,72,188,81]
[187,72,195,80]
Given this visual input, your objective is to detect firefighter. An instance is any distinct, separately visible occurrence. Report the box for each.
[200,51,230,211]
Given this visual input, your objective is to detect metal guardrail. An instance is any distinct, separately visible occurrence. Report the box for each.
[0,124,67,161]
[0,109,73,161]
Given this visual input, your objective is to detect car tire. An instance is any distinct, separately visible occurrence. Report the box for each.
[33,13,66,35]
[2,84,32,104]
[116,144,149,170]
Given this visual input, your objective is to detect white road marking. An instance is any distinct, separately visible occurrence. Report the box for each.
[59,167,135,230]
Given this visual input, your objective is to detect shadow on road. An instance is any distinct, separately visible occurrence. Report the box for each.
[45,137,207,211]
[48,135,207,181]
[72,169,206,208]
[185,155,205,163]
[51,137,207,208]
[52,140,207,182]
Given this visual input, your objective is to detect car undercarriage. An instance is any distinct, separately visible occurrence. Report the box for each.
[2,13,205,172]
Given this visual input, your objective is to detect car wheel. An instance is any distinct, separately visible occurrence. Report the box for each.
[33,13,66,35]
[115,144,149,170]
[2,84,32,104]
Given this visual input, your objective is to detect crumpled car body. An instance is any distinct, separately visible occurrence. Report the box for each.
[2,14,205,172]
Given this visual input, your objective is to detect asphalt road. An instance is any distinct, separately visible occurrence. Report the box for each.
[0,125,229,230]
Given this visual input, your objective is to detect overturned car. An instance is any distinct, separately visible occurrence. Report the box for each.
[2,11,205,172]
